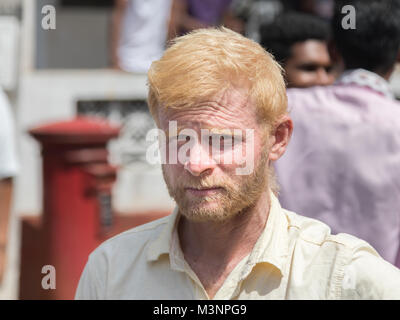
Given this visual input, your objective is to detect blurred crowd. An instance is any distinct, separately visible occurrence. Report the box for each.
[111,0,338,85]
[1,0,400,290]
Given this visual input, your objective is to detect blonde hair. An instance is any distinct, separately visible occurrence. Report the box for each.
[147,27,287,129]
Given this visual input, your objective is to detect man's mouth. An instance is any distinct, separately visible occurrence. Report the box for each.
[185,187,223,196]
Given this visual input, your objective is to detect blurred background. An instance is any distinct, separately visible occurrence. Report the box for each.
[0,0,399,300]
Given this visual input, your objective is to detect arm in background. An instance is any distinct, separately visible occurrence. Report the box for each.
[110,0,128,69]
[0,177,13,284]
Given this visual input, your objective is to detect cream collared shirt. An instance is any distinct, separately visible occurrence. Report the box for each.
[75,193,400,299]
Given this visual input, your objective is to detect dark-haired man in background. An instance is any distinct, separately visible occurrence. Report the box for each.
[259,12,336,88]
[275,0,400,267]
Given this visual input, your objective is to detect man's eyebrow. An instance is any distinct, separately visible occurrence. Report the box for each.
[205,129,247,142]
[296,62,332,68]
[164,127,245,138]
[296,63,319,69]
[165,125,191,138]
[206,128,235,135]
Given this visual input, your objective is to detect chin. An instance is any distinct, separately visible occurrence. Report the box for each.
[180,201,239,223]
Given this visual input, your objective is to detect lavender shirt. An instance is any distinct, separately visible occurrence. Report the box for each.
[186,0,232,26]
[275,69,400,266]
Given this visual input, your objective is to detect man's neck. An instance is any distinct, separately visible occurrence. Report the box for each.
[177,189,271,298]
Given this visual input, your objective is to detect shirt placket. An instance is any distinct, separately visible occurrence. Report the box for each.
[169,228,210,300]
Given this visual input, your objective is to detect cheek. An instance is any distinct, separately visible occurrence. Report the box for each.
[162,164,182,183]
[211,143,249,168]
[254,135,269,164]
[217,138,265,174]
[292,70,312,81]
[285,65,311,82]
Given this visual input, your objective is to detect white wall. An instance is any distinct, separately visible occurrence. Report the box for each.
[13,0,175,217]
[15,70,175,216]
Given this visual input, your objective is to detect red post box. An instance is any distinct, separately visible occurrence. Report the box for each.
[29,117,120,299]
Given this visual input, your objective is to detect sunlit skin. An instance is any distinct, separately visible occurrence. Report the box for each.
[284,40,335,88]
[157,86,293,298]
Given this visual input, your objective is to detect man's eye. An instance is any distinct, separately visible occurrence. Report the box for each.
[325,66,333,73]
[298,64,318,72]
[209,135,233,148]
[178,135,191,142]
[209,135,225,144]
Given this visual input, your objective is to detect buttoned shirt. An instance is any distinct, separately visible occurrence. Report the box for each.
[274,69,400,266]
[75,192,400,299]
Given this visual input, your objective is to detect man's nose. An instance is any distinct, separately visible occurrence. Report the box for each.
[184,142,217,176]
[316,68,333,86]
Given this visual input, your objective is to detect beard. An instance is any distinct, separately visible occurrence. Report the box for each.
[161,150,269,223]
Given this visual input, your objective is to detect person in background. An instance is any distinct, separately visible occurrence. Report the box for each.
[110,0,173,73]
[260,12,336,88]
[274,0,400,267]
[168,0,244,39]
[281,0,334,19]
[229,0,284,41]
[0,88,18,285]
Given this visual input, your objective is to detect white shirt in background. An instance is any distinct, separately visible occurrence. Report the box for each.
[118,0,172,73]
[0,88,18,179]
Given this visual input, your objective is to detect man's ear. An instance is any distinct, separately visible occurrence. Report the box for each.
[268,115,293,161]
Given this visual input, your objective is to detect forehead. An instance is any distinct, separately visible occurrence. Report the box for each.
[157,87,259,131]
[290,40,330,64]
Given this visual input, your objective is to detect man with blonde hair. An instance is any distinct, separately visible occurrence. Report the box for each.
[76,27,400,300]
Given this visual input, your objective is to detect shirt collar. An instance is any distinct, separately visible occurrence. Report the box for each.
[146,206,180,262]
[146,191,290,275]
[245,191,289,274]
[335,68,395,99]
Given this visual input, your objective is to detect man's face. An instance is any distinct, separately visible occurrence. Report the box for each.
[284,40,335,88]
[158,87,271,222]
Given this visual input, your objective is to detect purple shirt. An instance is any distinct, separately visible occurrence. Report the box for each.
[275,69,400,266]
[186,0,232,26]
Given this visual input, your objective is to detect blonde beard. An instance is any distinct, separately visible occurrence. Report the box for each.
[162,150,271,223]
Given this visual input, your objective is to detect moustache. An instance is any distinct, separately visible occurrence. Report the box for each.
[177,178,231,191]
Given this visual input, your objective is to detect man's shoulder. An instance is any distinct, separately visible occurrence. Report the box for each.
[286,85,338,111]
[89,214,172,259]
[75,213,175,299]
[283,209,400,299]
[287,85,400,117]
[287,85,400,140]
[283,208,376,253]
